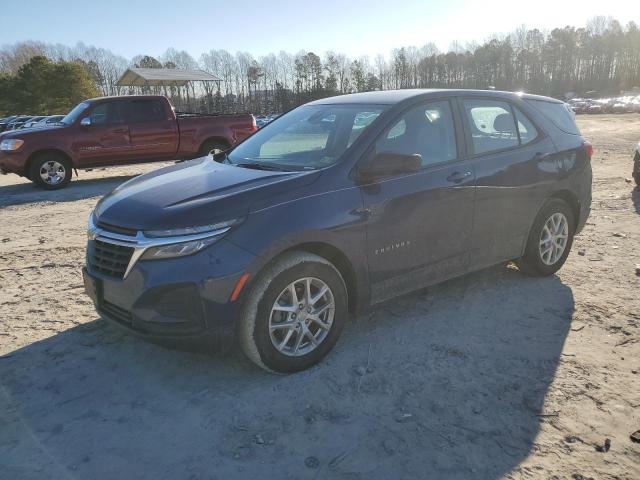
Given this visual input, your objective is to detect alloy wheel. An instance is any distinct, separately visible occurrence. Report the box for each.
[539,212,568,265]
[268,277,335,357]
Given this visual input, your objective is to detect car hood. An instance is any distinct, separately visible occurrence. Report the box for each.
[0,123,68,138]
[95,157,321,231]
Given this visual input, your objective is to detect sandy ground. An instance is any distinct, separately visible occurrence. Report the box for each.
[0,114,639,479]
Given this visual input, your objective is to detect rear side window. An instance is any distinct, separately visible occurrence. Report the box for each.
[463,99,519,154]
[127,100,166,123]
[525,99,580,135]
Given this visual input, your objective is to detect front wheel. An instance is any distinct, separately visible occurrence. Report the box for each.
[516,198,575,276]
[239,252,348,373]
[633,152,640,187]
[29,153,72,190]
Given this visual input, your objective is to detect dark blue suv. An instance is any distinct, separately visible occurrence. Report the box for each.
[83,89,592,373]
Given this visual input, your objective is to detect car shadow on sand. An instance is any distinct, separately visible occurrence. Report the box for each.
[0,175,138,208]
[0,265,574,479]
[632,186,640,214]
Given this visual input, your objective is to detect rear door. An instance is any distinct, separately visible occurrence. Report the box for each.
[360,99,476,304]
[74,101,131,166]
[125,98,179,160]
[459,97,556,269]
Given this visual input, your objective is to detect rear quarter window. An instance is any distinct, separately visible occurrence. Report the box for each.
[525,99,580,135]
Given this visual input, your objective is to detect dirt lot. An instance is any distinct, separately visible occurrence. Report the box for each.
[1,114,639,479]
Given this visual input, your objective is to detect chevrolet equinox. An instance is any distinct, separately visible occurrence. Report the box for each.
[83,89,592,373]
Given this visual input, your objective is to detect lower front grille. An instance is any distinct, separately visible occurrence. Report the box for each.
[100,300,133,326]
[91,240,134,278]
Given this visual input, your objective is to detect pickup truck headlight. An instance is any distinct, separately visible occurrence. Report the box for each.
[0,139,24,151]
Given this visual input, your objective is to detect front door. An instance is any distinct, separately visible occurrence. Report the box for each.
[360,99,476,304]
[74,101,130,166]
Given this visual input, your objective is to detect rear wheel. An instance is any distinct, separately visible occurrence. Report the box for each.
[29,153,72,190]
[633,152,640,187]
[239,251,348,373]
[516,198,575,276]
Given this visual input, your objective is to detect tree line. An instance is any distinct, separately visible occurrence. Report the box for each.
[0,16,638,116]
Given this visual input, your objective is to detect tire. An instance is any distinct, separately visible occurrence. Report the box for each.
[516,198,575,277]
[29,153,72,190]
[239,251,348,374]
[633,152,640,187]
[198,139,228,157]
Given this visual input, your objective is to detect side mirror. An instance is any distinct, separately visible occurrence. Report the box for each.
[80,117,91,127]
[358,152,422,182]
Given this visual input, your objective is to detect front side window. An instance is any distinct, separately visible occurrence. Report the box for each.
[463,99,519,154]
[374,100,457,167]
[127,100,166,123]
[228,104,387,170]
[89,102,125,125]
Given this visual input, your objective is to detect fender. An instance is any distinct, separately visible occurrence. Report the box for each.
[227,186,371,312]
[238,229,370,313]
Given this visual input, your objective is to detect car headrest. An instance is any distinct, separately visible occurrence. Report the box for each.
[493,113,515,134]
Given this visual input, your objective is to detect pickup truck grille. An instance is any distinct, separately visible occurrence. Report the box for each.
[91,239,134,278]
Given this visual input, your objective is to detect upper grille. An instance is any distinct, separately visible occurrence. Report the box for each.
[91,239,134,278]
[96,221,137,237]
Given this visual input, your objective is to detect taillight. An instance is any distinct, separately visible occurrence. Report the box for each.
[583,141,593,158]
[251,115,257,132]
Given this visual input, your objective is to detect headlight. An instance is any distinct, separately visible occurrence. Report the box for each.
[0,139,24,151]
[143,218,242,238]
[141,218,243,260]
[141,236,221,260]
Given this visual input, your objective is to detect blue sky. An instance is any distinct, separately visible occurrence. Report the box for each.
[2,0,637,59]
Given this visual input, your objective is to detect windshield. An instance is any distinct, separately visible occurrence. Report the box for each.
[61,101,90,125]
[227,104,387,170]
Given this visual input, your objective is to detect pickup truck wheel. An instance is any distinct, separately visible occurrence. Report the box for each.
[239,252,348,374]
[633,151,640,187]
[199,140,228,157]
[29,153,72,190]
[516,198,575,277]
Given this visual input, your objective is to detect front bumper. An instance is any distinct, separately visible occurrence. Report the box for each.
[0,150,29,175]
[84,238,255,351]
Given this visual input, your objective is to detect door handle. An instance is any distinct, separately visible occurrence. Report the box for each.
[446,171,472,183]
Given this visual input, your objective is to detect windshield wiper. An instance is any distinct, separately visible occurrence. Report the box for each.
[235,162,289,172]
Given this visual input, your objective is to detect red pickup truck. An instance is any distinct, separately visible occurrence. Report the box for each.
[0,95,257,189]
